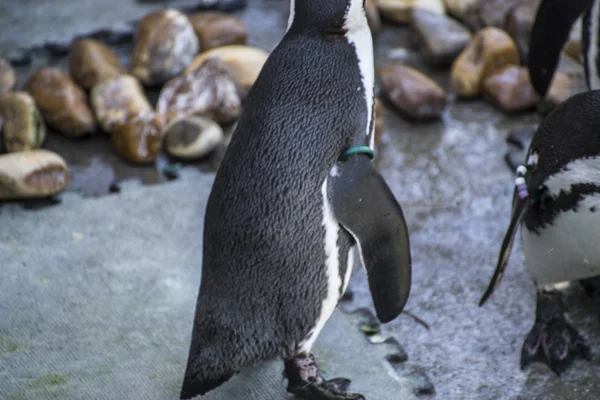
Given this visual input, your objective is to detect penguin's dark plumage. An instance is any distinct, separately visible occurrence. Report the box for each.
[180,1,411,399]
[481,90,600,373]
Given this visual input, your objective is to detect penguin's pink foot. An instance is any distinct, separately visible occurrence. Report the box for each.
[521,291,591,375]
[284,354,365,400]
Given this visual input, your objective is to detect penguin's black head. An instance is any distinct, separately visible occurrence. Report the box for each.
[287,0,366,35]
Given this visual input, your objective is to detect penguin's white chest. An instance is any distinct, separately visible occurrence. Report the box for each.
[521,194,600,285]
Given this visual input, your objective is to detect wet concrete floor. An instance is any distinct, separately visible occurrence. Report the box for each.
[3,1,600,399]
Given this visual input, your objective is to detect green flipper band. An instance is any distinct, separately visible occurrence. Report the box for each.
[339,146,375,162]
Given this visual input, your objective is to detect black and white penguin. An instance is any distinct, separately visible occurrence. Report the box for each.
[480,90,600,374]
[179,1,412,399]
[528,0,597,96]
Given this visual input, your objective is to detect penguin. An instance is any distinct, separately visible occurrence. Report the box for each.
[179,1,412,399]
[479,89,600,374]
[528,0,596,97]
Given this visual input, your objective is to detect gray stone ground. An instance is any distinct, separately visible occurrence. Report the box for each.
[3,1,600,400]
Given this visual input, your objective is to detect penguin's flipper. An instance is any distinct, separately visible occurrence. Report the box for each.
[328,155,411,324]
[479,192,528,307]
[528,0,594,96]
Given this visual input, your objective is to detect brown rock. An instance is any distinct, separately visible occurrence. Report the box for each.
[450,27,520,97]
[482,65,539,112]
[158,58,242,125]
[537,72,580,115]
[379,0,446,24]
[24,67,96,137]
[0,92,47,152]
[186,45,269,99]
[366,0,382,33]
[90,75,152,134]
[0,149,69,200]
[130,9,199,86]
[68,38,127,90]
[111,111,164,164]
[374,97,385,143]
[188,12,247,51]
[378,63,448,120]
[0,58,16,95]
[504,0,541,64]
[564,18,582,63]
[444,0,480,21]
[165,116,224,160]
[410,10,472,66]
[463,0,519,31]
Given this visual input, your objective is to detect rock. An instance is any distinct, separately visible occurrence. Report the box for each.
[378,63,448,120]
[130,9,199,86]
[0,116,4,153]
[165,116,224,160]
[157,58,242,125]
[504,0,541,64]
[450,27,520,97]
[374,97,385,143]
[537,72,580,115]
[463,0,519,31]
[0,92,47,153]
[90,75,153,134]
[378,0,445,24]
[0,58,16,95]
[188,12,248,51]
[111,111,164,164]
[482,65,539,112]
[68,38,127,90]
[444,0,479,21]
[366,0,382,33]
[23,68,96,137]
[410,10,472,66]
[0,149,69,200]
[564,18,582,63]
[185,45,269,99]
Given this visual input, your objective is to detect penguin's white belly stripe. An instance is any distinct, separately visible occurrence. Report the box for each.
[588,0,600,89]
[522,194,600,284]
[341,247,355,295]
[544,156,600,198]
[298,178,341,354]
[344,0,375,149]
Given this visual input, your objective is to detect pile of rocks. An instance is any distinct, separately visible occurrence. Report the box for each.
[0,7,269,201]
[374,0,584,119]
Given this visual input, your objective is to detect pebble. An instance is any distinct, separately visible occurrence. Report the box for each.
[463,0,519,31]
[482,66,540,112]
[450,27,520,97]
[504,0,540,64]
[537,72,580,115]
[366,0,382,33]
[186,45,269,99]
[189,12,248,51]
[0,149,69,201]
[378,0,445,24]
[374,97,385,144]
[130,9,199,86]
[0,58,16,95]
[165,116,224,160]
[444,0,479,22]
[410,10,472,66]
[157,58,242,125]
[378,63,448,120]
[23,68,96,137]
[69,38,127,90]
[0,92,47,153]
[111,111,164,164]
[565,18,582,63]
[90,74,153,134]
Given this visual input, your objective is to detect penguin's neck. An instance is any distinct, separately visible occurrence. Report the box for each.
[286,0,370,36]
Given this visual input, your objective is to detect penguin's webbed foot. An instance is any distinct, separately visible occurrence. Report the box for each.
[521,290,591,375]
[284,354,365,400]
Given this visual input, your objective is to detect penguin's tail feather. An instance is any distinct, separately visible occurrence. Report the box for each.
[180,371,236,399]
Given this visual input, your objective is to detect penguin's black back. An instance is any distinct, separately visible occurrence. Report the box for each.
[180,26,370,397]
[524,90,600,231]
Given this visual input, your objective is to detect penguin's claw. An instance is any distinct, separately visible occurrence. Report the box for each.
[520,317,591,375]
[284,354,365,400]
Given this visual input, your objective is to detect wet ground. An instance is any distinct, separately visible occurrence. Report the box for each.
[3,1,600,399]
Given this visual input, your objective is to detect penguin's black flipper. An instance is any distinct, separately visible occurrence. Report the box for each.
[528,0,594,96]
[328,155,411,324]
[479,192,528,307]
